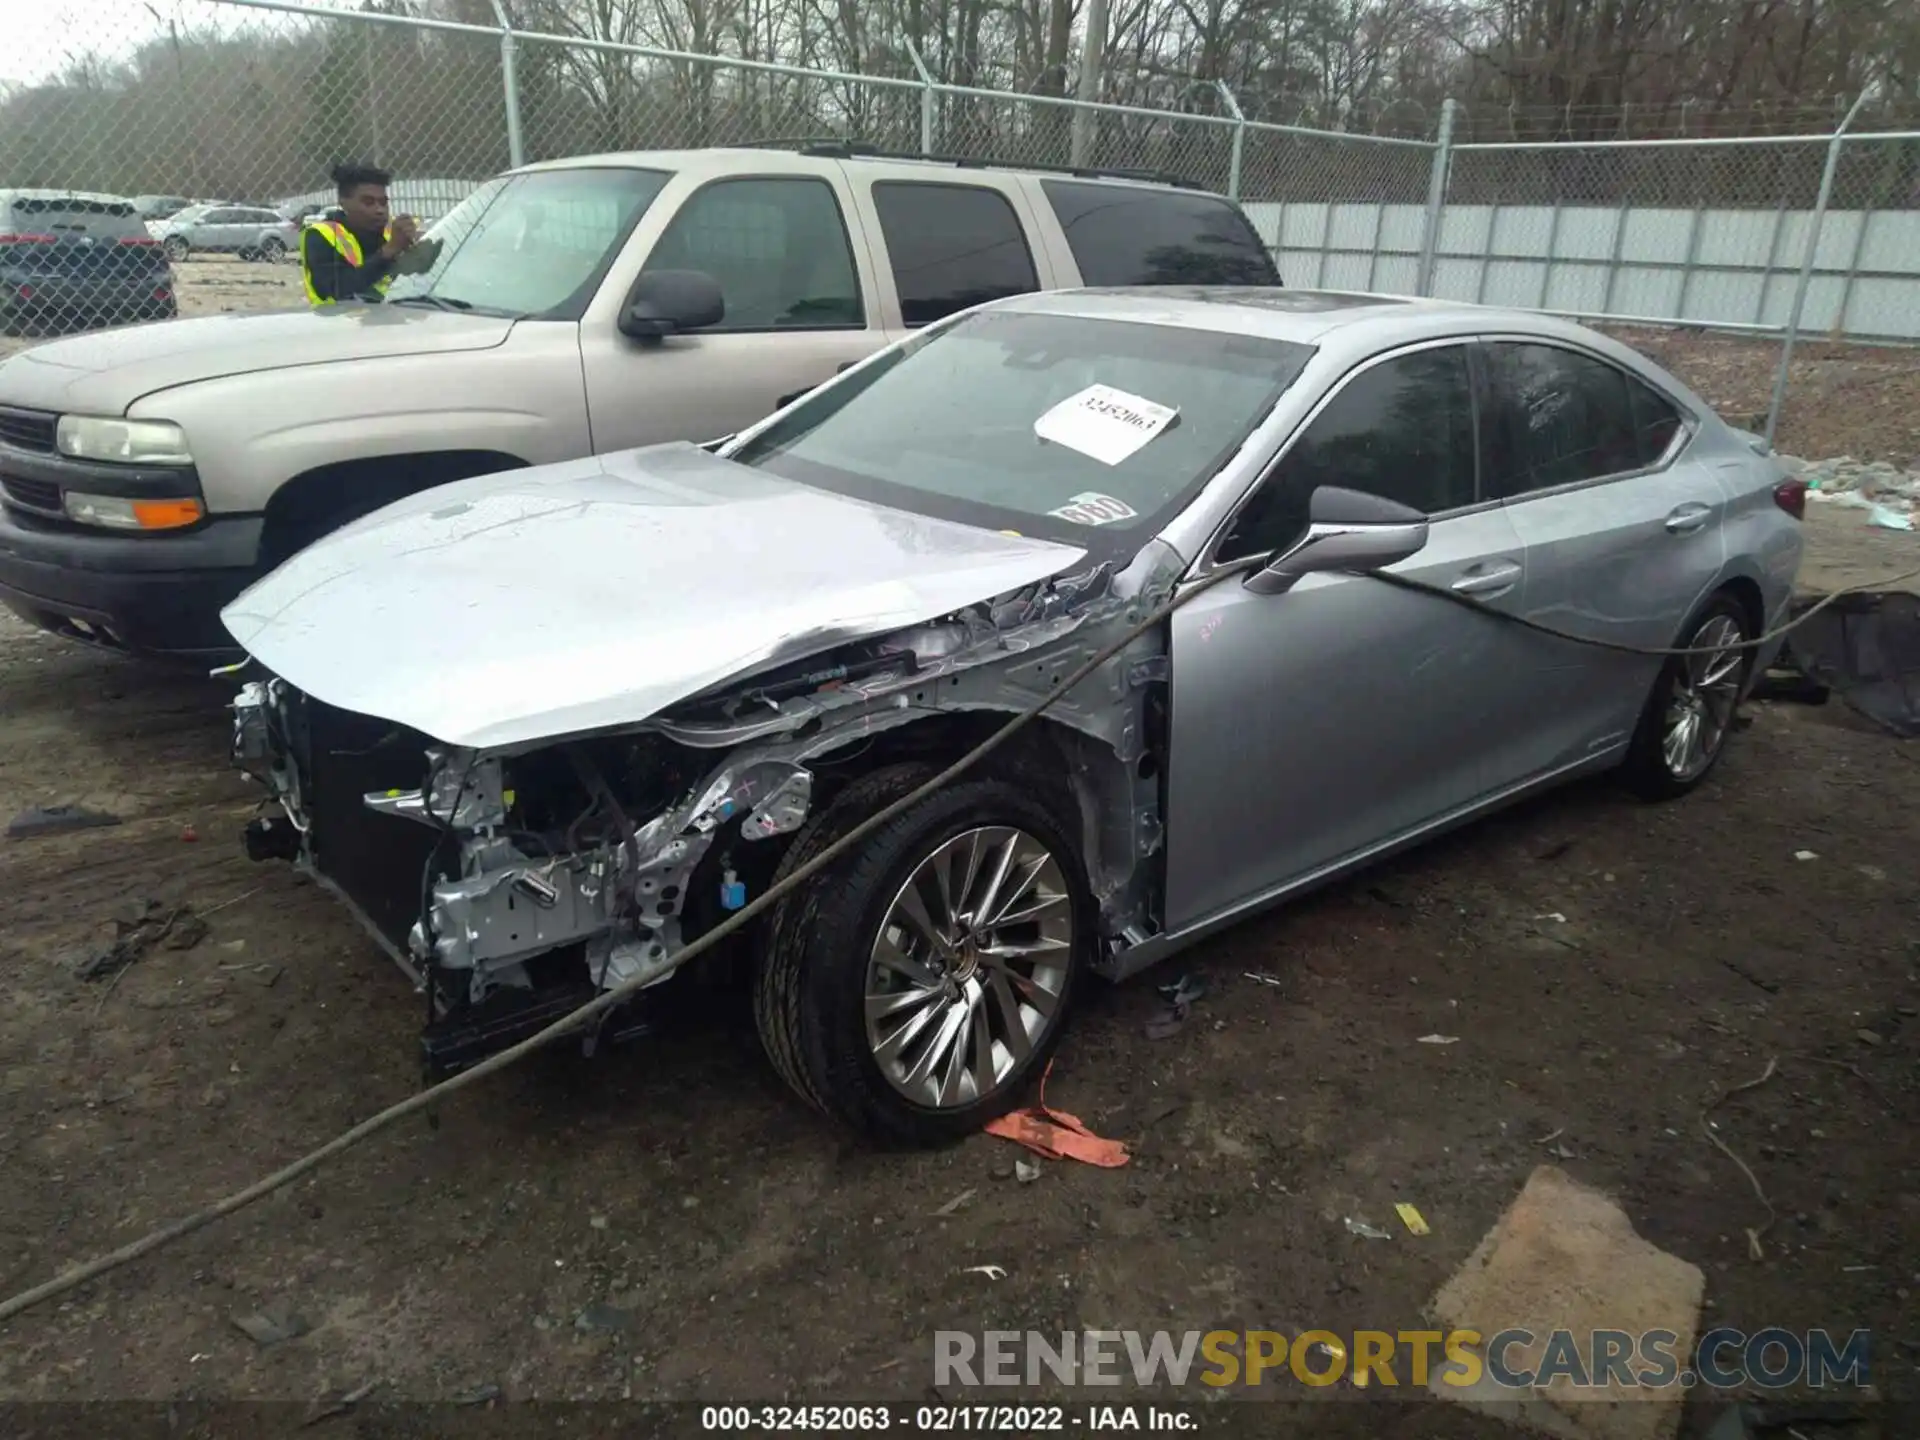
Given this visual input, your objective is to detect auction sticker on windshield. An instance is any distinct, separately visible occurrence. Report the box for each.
[1034,384,1178,466]
[1048,492,1139,526]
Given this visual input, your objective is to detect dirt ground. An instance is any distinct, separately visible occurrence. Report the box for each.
[0,270,1917,1435]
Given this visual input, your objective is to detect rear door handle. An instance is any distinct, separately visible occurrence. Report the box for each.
[1665,502,1712,534]
[1450,561,1523,597]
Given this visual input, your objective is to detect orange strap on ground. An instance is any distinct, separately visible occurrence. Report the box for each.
[984,1062,1131,1167]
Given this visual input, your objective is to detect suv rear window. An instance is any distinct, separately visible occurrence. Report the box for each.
[1039,180,1278,287]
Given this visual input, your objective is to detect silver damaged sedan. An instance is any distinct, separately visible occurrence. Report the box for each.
[224,286,1806,1145]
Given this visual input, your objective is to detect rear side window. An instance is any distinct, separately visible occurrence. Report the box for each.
[871,181,1038,326]
[1039,180,1278,287]
[1481,342,1645,498]
[644,176,863,331]
[1629,377,1684,465]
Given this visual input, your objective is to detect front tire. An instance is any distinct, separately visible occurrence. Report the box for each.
[753,770,1090,1147]
[258,236,287,262]
[1619,590,1754,800]
[162,237,189,262]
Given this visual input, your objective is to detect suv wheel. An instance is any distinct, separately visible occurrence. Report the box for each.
[162,237,189,262]
[753,769,1089,1147]
[258,236,288,262]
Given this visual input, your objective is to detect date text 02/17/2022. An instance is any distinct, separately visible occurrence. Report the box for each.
[698,1405,1199,1430]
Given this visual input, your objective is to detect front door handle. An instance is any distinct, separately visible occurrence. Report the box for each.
[1665,502,1713,534]
[1450,561,1523,597]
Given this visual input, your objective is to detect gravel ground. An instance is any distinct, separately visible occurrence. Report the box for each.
[0,270,1916,1433]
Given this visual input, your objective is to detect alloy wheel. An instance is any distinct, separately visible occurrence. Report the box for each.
[1662,613,1745,781]
[863,826,1073,1109]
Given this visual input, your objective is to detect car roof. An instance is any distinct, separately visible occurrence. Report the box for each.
[986,286,1711,413]
[994,284,1657,355]
[516,146,1224,197]
[0,188,135,206]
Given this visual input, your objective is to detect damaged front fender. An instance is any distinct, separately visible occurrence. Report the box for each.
[231,538,1186,1069]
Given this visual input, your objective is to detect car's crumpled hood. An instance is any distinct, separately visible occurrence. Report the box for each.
[0,304,514,415]
[221,443,1089,751]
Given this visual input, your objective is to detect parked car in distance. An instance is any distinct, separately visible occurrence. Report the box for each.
[157,203,299,262]
[223,286,1806,1144]
[0,189,176,337]
[0,143,1279,658]
[133,195,196,233]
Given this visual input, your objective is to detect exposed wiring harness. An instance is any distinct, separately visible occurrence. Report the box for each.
[3,552,1915,1328]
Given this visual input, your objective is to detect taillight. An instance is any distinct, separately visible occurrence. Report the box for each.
[1773,478,1807,520]
[0,234,57,246]
[116,235,160,247]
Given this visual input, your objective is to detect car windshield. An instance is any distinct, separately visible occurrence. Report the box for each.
[727,308,1315,545]
[383,166,670,321]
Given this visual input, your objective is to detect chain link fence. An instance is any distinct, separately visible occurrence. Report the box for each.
[1432,130,1920,348]
[1,0,1916,432]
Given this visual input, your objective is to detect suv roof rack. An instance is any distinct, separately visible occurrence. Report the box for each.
[733,136,1207,191]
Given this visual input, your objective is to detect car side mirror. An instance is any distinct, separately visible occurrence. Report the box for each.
[619,269,724,343]
[1244,485,1431,596]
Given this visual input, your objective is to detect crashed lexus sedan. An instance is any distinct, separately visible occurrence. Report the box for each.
[224,286,1804,1145]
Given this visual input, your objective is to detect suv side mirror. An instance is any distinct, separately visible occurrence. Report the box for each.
[619,269,724,343]
[1244,485,1430,596]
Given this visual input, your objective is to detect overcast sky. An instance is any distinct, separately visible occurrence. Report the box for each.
[0,0,339,88]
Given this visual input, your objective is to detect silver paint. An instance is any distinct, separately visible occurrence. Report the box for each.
[229,288,1805,1014]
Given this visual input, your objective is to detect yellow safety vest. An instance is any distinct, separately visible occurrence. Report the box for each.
[301,220,394,305]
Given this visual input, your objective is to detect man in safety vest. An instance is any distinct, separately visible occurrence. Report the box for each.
[300,162,420,305]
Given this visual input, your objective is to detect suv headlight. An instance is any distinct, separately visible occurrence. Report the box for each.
[56,416,192,466]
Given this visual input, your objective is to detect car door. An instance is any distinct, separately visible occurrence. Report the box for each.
[202,208,243,250]
[1162,340,1542,932]
[580,172,889,451]
[1476,338,1729,773]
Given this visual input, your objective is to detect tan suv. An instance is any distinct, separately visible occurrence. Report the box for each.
[0,142,1278,658]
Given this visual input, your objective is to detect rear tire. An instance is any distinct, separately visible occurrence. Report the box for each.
[1618,590,1755,800]
[162,237,189,262]
[753,768,1090,1147]
[258,237,287,263]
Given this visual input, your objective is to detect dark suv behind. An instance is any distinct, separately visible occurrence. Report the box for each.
[0,190,178,337]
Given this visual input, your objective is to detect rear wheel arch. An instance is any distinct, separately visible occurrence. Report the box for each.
[1716,573,1766,640]
[258,449,528,567]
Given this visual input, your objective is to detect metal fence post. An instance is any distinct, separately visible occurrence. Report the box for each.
[903,38,936,155]
[1416,98,1457,296]
[487,0,525,167]
[1213,80,1246,199]
[1765,92,1866,448]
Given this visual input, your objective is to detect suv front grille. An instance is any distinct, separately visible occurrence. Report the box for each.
[0,406,57,453]
[1,475,61,512]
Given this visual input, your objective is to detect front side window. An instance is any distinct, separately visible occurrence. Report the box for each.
[1039,179,1279,287]
[641,176,863,332]
[1217,345,1478,563]
[729,308,1313,549]
[383,165,670,321]
[1481,342,1649,498]
[872,181,1039,326]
